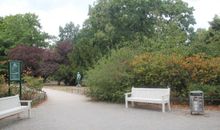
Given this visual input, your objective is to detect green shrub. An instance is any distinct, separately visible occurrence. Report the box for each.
[23,76,43,91]
[85,50,220,102]
[182,54,220,85]
[130,53,220,97]
[9,85,46,105]
[85,48,136,102]
[0,75,8,97]
[130,53,190,97]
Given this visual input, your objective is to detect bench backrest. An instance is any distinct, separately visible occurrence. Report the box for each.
[131,87,170,99]
[0,95,21,111]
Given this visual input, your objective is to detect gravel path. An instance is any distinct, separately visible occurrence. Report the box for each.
[0,88,220,130]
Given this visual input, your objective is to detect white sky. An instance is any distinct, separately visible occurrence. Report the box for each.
[0,0,220,36]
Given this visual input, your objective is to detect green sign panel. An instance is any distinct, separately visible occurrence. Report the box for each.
[9,61,21,81]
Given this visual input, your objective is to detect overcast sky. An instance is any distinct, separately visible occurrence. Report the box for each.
[0,0,220,36]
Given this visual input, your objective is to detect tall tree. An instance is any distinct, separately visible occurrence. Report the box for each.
[58,22,80,42]
[0,13,49,47]
[191,15,220,56]
[38,50,59,82]
[55,40,73,64]
[8,45,59,81]
[8,45,44,76]
[209,15,220,31]
[205,15,220,56]
[87,0,195,53]
[0,13,49,75]
[68,0,195,68]
[53,40,74,85]
[59,0,196,85]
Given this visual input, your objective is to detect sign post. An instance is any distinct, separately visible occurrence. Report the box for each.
[8,60,22,99]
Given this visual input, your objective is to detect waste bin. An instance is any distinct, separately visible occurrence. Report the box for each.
[189,91,204,114]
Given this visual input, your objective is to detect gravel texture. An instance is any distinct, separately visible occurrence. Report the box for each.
[0,88,220,130]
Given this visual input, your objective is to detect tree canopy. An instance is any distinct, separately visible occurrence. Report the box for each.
[87,0,195,48]
[191,15,220,56]
[0,13,49,47]
[65,0,196,77]
[58,22,80,42]
[0,13,49,75]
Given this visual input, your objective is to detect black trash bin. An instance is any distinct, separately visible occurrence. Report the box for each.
[189,91,204,114]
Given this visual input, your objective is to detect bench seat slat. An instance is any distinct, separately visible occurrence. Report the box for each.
[0,106,29,119]
[127,97,167,104]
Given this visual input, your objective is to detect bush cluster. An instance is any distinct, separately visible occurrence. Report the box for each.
[130,53,188,95]
[0,75,8,97]
[85,48,135,102]
[182,55,220,85]
[23,75,43,91]
[131,53,220,97]
[86,50,220,102]
[0,75,44,98]
[9,76,45,103]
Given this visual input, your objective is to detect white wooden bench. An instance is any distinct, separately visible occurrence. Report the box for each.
[125,87,171,112]
[0,95,32,119]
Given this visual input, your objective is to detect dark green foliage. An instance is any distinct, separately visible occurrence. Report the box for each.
[54,65,75,85]
[209,15,220,31]
[59,22,80,42]
[191,15,220,56]
[85,48,136,102]
[87,0,195,53]
[0,13,49,47]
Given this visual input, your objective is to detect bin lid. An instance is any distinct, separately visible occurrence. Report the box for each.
[190,91,203,94]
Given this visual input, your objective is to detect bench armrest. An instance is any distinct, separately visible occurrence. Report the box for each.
[125,92,131,98]
[20,100,32,108]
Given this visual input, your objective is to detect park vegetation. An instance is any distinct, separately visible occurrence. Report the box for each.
[0,0,219,103]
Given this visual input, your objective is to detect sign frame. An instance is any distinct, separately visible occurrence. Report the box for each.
[8,60,22,99]
[9,60,21,81]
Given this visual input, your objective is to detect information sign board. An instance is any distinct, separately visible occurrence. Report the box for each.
[9,61,21,81]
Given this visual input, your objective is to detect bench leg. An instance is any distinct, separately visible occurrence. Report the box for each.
[125,100,128,108]
[28,109,31,118]
[162,103,165,112]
